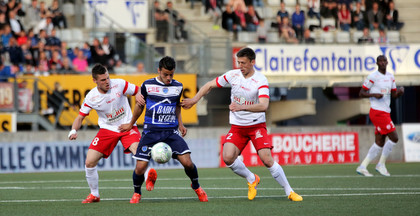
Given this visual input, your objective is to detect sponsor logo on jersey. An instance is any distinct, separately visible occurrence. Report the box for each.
[233,96,255,105]
[105,107,125,123]
[147,86,160,93]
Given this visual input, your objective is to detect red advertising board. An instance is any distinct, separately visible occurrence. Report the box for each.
[220,132,359,167]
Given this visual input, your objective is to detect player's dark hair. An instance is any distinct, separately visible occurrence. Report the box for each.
[159,56,176,71]
[236,47,256,61]
[92,64,107,79]
[377,55,387,62]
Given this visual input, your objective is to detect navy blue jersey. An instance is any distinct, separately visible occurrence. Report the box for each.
[141,77,183,132]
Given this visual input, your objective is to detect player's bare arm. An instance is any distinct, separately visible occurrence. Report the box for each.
[119,102,145,132]
[229,97,269,112]
[176,104,187,137]
[181,79,218,109]
[68,114,86,140]
[359,88,383,99]
[135,93,146,106]
[391,87,404,98]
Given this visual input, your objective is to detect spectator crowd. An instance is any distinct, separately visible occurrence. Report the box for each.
[215,0,404,44]
[0,0,123,78]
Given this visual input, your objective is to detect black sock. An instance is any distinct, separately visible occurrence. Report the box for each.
[185,164,200,189]
[133,170,144,194]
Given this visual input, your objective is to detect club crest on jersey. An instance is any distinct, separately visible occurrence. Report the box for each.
[142,146,148,152]
[163,87,169,94]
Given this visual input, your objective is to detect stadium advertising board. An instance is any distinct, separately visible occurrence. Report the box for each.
[0,112,16,132]
[402,123,420,162]
[220,132,359,166]
[32,74,198,126]
[0,82,14,111]
[233,44,420,75]
[0,138,218,173]
[84,0,148,29]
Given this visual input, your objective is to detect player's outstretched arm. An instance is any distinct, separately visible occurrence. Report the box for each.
[68,114,86,140]
[176,104,187,137]
[181,79,218,109]
[391,87,404,98]
[119,102,145,132]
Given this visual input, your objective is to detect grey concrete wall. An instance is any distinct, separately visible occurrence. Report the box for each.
[1,126,404,163]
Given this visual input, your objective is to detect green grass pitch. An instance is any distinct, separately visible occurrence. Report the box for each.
[1,163,419,216]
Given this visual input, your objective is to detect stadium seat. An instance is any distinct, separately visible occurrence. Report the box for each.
[284,0,297,7]
[321,18,336,28]
[262,7,274,19]
[71,28,84,42]
[387,31,400,43]
[60,29,72,42]
[370,30,380,42]
[237,32,257,43]
[299,0,308,6]
[63,3,75,16]
[267,31,280,43]
[336,31,350,43]
[320,31,334,43]
[306,18,320,29]
[352,31,364,43]
[267,0,278,6]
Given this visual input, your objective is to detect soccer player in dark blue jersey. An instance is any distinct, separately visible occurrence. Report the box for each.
[119,56,208,203]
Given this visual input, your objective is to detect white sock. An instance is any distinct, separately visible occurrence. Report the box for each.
[378,140,396,166]
[268,162,293,196]
[227,158,255,183]
[85,166,99,197]
[360,143,382,168]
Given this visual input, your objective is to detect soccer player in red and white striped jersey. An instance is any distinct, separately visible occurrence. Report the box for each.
[182,47,302,201]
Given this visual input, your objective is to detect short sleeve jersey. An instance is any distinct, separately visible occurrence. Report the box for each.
[362,70,397,113]
[79,79,139,132]
[216,69,269,126]
[141,77,183,132]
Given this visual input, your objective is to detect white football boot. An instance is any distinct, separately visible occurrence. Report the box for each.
[356,166,373,177]
[375,164,391,176]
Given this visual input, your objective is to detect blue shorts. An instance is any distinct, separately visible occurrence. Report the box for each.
[133,129,191,161]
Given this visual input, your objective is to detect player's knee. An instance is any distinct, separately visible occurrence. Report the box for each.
[85,160,97,168]
[223,156,235,166]
[390,137,398,143]
[261,157,274,167]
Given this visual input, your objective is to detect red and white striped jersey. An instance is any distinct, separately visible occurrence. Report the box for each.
[216,69,269,126]
[79,79,139,132]
[362,70,397,113]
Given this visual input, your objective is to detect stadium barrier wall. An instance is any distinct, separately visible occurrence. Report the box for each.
[0,126,404,173]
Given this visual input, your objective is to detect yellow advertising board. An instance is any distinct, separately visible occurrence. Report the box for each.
[32,74,198,126]
[0,112,16,132]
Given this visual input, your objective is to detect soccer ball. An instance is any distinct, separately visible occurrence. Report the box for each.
[151,142,172,163]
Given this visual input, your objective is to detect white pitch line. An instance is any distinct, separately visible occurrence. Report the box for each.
[1,192,420,203]
[1,174,420,185]
[1,186,420,191]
